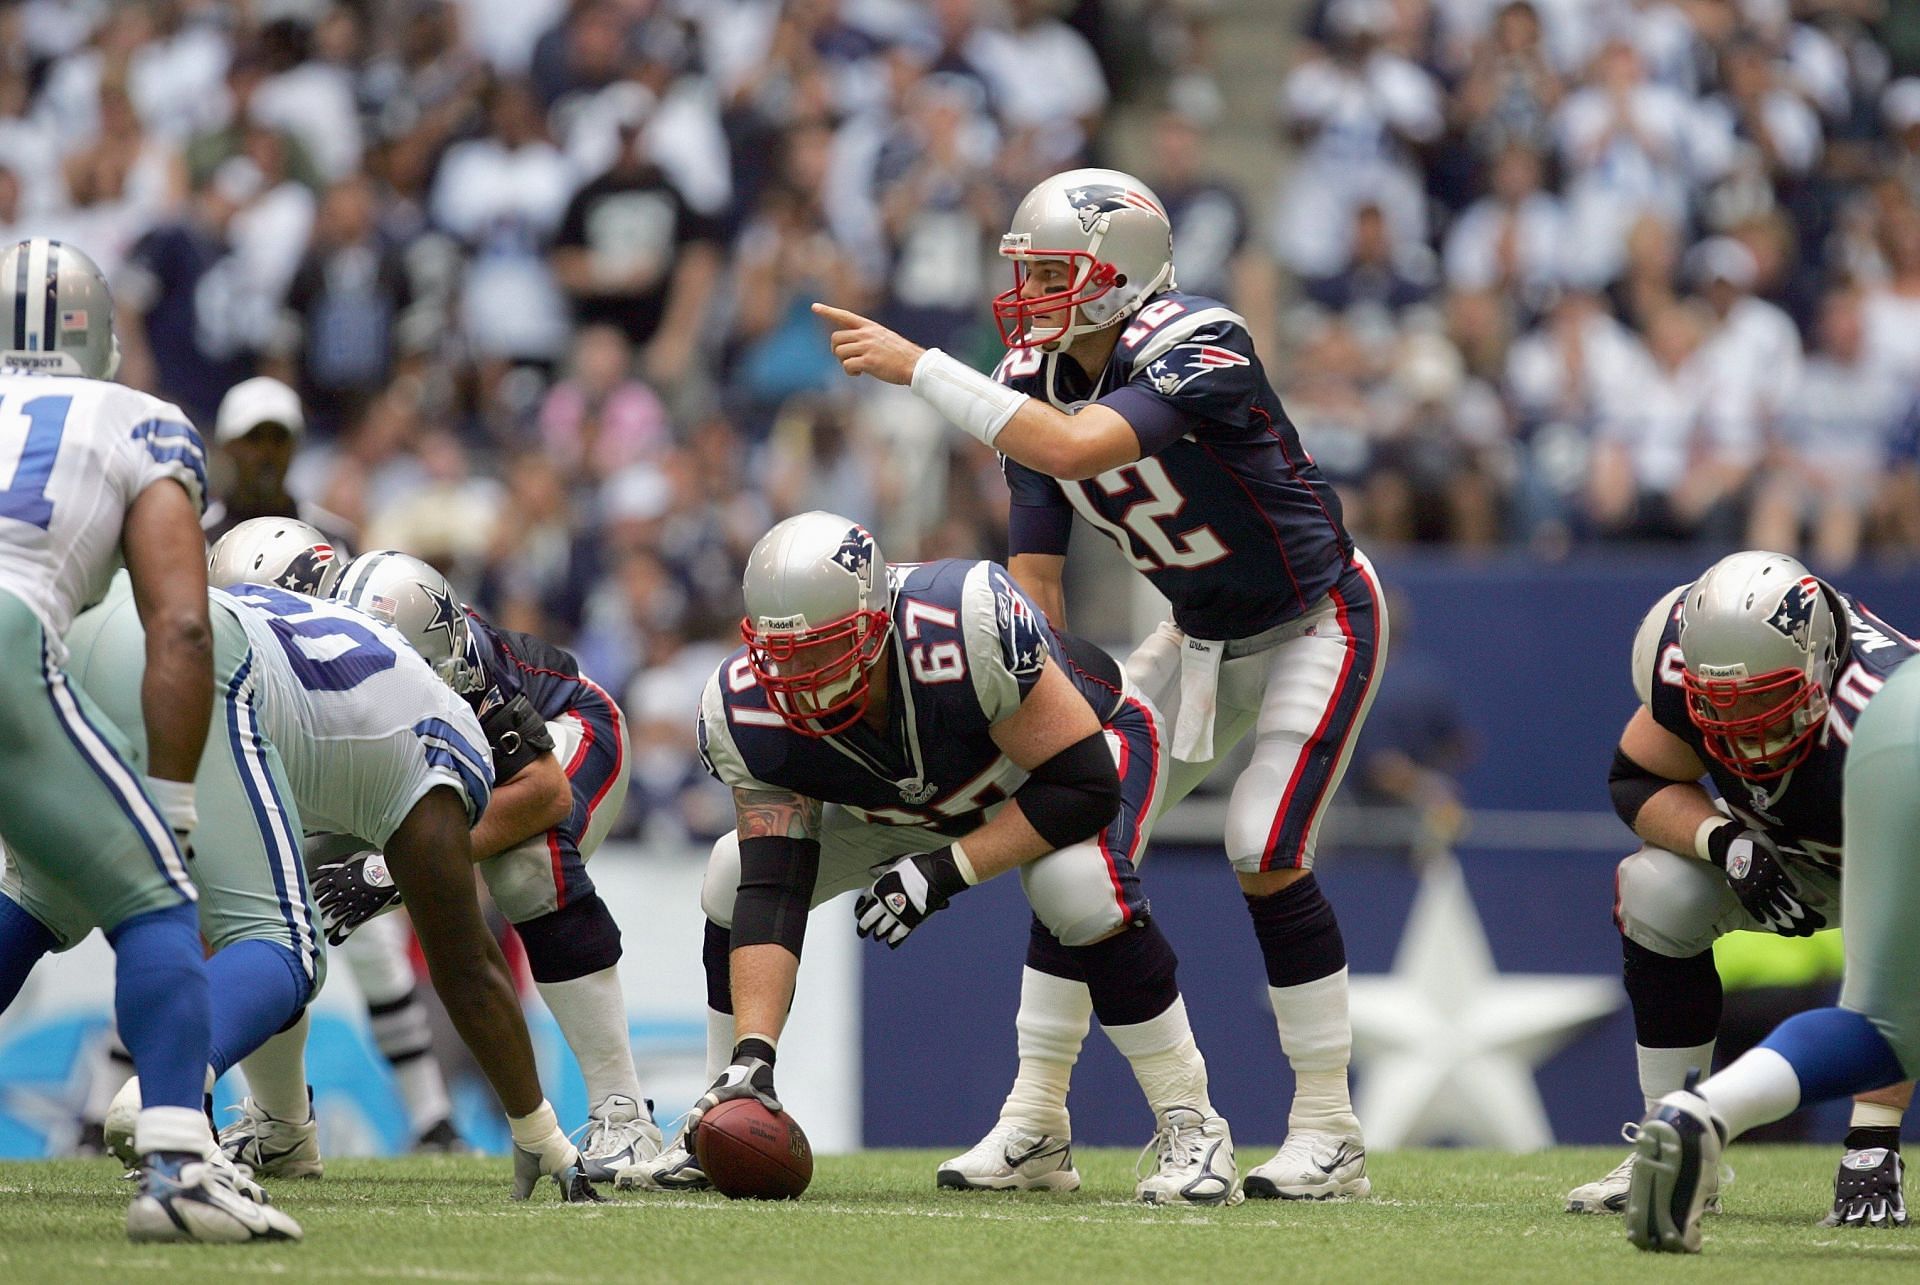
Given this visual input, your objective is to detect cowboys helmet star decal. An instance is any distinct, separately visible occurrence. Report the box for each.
[421,580,464,650]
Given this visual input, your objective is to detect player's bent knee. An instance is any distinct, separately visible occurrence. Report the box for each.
[514,892,622,984]
[1020,847,1129,949]
[1615,847,1732,957]
[699,831,742,928]
[1237,866,1310,897]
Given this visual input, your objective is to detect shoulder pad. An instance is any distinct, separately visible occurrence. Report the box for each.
[1631,583,1690,705]
[959,561,1051,722]
[1116,292,1249,368]
[698,660,784,792]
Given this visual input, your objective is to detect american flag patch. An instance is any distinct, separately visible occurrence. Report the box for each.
[370,593,399,617]
[60,309,88,330]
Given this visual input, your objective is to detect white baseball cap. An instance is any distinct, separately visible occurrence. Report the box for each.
[216,376,305,444]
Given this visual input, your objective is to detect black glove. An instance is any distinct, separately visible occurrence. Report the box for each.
[312,850,401,946]
[854,847,970,948]
[1707,824,1825,937]
[688,1038,781,1139]
[1822,1146,1907,1228]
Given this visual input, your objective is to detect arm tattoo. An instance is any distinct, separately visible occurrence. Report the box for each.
[734,788,823,841]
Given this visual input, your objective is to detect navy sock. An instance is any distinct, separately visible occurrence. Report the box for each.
[1244,872,1346,989]
[1070,921,1180,1028]
[206,939,311,1077]
[704,918,733,1015]
[0,892,56,1013]
[1622,938,1722,1048]
[106,904,210,1111]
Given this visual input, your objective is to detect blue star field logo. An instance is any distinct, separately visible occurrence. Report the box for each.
[421,581,465,651]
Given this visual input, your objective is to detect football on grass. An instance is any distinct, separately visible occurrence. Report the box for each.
[694,1099,813,1199]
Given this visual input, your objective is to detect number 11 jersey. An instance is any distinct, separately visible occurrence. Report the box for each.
[996,289,1352,641]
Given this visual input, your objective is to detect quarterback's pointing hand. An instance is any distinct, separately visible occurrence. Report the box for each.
[813,302,924,385]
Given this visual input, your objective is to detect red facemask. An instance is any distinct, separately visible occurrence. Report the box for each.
[992,252,1120,348]
[1683,665,1824,781]
[741,608,891,738]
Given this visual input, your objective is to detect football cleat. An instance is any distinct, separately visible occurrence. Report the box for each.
[936,1121,1080,1192]
[613,1129,710,1192]
[1625,1091,1726,1254]
[1821,1147,1908,1228]
[1135,1107,1242,1207]
[1568,1136,1720,1215]
[125,1151,303,1243]
[1245,1130,1370,1200]
[217,1094,324,1179]
[575,1094,665,1183]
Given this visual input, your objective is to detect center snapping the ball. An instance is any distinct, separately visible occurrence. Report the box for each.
[694,1099,813,1199]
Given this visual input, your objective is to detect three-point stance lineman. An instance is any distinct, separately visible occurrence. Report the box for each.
[817,169,1386,1198]
[623,512,1240,1205]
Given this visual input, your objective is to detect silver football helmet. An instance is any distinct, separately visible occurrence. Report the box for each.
[995,168,1175,349]
[331,549,481,695]
[1677,550,1839,781]
[740,511,892,737]
[207,518,341,597]
[0,238,120,379]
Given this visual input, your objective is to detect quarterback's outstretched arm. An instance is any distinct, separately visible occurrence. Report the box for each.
[122,480,213,791]
[813,302,1142,480]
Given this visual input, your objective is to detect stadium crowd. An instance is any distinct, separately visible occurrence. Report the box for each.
[5,0,1919,840]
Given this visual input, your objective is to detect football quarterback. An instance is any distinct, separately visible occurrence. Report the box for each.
[818,170,1385,1198]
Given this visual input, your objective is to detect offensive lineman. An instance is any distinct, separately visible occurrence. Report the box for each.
[0,238,288,1241]
[624,512,1241,1205]
[1577,551,1916,1224]
[310,548,662,1181]
[1628,602,1920,1253]
[816,170,1386,1198]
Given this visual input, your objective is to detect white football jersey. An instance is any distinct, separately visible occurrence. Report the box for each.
[0,374,204,657]
[217,583,494,848]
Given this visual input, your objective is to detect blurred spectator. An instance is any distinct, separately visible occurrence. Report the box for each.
[538,324,671,484]
[1687,236,1803,473]
[1450,0,1563,167]
[364,426,504,574]
[1364,330,1507,547]
[1275,0,1442,277]
[550,83,722,385]
[475,447,597,638]
[970,0,1109,172]
[1301,201,1437,320]
[1148,107,1260,310]
[202,375,356,549]
[1860,198,1920,385]
[1442,142,1564,312]
[1750,288,1910,568]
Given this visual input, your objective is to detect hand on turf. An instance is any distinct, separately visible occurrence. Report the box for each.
[813,302,924,385]
[689,1040,781,1139]
[511,1137,608,1203]
[854,848,968,948]
[312,849,401,946]
[1707,825,1824,937]
[1823,1148,1907,1228]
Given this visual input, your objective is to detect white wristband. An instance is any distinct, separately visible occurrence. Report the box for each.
[910,348,1030,448]
[508,1098,575,1169]
[950,840,980,887]
[1693,816,1731,863]
[144,776,197,836]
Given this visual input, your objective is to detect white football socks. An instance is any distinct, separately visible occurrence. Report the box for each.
[1637,1040,1717,1117]
[1851,1099,1907,1130]
[997,968,1092,1138]
[705,1007,733,1084]
[136,1105,214,1158]
[1268,968,1359,1134]
[240,1011,314,1124]
[1105,995,1214,1120]
[1698,1048,1802,1141]
[535,967,645,1111]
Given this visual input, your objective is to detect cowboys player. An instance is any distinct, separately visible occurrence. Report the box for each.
[0,238,294,1242]
[622,512,1239,1206]
[1629,604,1920,1253]
[312,549,662,1181]
[816,170,1386,1198]
[1574,551,1917,1227]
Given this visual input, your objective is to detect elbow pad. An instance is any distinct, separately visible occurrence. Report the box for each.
[1013,730,1121,850]
[731,835,821,958]
[1608,748,1673,829]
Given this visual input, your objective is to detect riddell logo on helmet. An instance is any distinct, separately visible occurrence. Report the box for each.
[1695,662,1747,680]
[760,613,806,632]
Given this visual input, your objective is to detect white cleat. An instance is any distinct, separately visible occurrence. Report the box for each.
[217,1094,324,1179]
[936,1121,1080,1192]
[1569,1139,1719,1215]
[1135,1107,1242,1207]
[1626,1091,1726,1254]
[102,1076,144,1169]
[1245,1130,1370,1200]
[125,1152,303,1243]
[576,1094,664,1183]
[613,1129,710,1192]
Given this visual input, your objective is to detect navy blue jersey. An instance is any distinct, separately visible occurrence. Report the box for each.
[464,611,607,783]
[1639,585,1918,863]
[697,558,1124,833]
[998,289,1353,640]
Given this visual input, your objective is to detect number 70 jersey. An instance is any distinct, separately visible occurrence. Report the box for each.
[0,373,205,657]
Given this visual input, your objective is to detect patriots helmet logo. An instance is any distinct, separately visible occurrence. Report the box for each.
[1066,184,1166,234]
[281,544,334,596]
[1146,342,1251,396]
[832,524,877,586]
[1765,577,1822,651]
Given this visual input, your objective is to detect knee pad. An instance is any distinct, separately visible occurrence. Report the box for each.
[699,831,742,928]
[1621,936,1722,1049]
[1020,845,1131,948]
[1615,847,1734,958]
[703,918,732,1015]
[514,892,623,985]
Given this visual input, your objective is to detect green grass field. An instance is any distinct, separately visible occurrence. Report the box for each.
[1,1147,1915,1283]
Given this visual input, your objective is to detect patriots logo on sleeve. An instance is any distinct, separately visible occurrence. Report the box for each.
[1068,184,1167,233]
[1145,342,1251,396]
[1765,577,1823,651]
[993,576,1049,679]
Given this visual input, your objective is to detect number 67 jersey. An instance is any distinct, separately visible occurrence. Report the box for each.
[0,375,206,656]
[996,289,1352,641]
